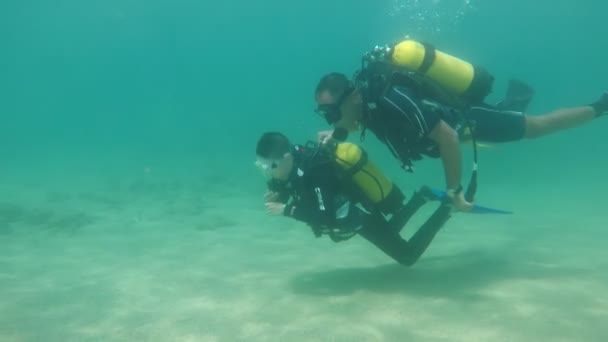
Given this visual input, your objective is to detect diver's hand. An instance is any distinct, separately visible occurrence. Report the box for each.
[452,192,474,212]
[317,130,334,144]
[264,191,279,203]
[265,202,286,216]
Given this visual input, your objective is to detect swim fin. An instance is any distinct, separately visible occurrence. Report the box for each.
[429,188,513,214]
[495,79,534,113]
[591,91,608,118]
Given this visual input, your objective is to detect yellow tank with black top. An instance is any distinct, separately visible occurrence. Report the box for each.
[332,142,404,215]
[388,39,494,104]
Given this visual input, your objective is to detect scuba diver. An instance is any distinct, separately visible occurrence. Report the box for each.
[255,131,453,266]
[313,39,608,212]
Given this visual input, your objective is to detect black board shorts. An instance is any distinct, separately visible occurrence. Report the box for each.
[382,85,528,144]
[465,105,527,142]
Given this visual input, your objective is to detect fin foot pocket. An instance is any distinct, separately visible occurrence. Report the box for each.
[495,79,534,112]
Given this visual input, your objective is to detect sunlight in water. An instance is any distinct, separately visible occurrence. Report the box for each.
[388,0,475,35]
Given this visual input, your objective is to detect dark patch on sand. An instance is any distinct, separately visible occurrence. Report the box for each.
[77,193,123,210]
[0,202,97,234]
[0,203,26,225]
[195,215,238,232]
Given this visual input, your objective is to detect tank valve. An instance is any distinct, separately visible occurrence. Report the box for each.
[364,44,392,62]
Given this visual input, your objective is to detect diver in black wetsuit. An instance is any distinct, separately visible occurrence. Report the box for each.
[313,39,608,212]
[255,131,453,266]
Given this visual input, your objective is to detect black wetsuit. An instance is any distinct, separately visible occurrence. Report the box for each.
[268,144,451,266]
[362,74,529,171]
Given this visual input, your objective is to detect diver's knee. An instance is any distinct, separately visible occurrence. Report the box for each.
[524,115,545,139]
[397,255,419,267]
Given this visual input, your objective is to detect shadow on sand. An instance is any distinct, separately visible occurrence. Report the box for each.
[289,248,587,301]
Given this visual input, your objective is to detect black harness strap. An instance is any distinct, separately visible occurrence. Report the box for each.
[419,43,437,75]
[342,149,368,177]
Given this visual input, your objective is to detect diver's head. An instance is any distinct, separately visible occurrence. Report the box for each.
[255,132,294,180]
[314,72,364,133]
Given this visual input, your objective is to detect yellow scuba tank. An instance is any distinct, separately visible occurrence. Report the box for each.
[389,39,494,104]
[333,142,404,215]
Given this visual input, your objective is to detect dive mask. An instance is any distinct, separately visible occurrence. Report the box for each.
[254,156,283,178]
[315,103,341,125]
[315,86,355,125]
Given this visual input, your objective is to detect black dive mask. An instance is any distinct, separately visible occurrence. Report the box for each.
[315,86,355,125]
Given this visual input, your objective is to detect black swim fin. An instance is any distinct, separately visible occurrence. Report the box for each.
[495,79,535,112]
[591,91,608,118]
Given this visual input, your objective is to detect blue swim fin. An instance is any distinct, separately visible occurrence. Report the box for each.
[430,189,513,215]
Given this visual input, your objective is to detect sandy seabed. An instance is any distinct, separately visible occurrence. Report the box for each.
[1,166,607,342]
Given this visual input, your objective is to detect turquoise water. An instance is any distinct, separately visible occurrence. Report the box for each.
[1,1,607,341]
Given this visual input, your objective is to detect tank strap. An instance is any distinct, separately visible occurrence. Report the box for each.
[419,42,436,75]
[343,149,369,177]
[462,66,494,103]
[378,185,405,216]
